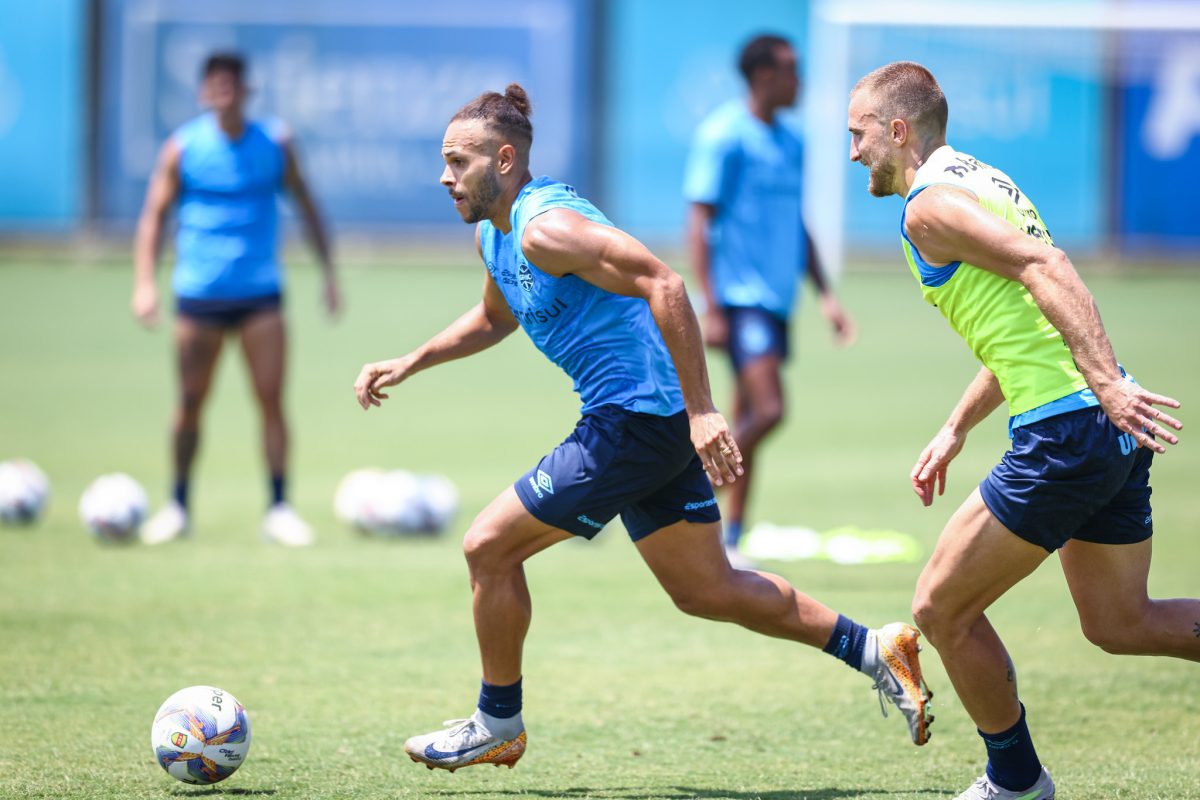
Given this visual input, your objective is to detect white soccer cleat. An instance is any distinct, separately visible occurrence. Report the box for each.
[404,711,526,773]
[871,622,934,745]
[261,503,315,547]
[955,767,1055,800]
[140,502,189,545]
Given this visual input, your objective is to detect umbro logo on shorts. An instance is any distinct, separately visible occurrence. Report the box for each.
[528,469,555,499]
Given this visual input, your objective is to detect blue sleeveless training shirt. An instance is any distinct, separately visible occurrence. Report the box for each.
[172,113,286,300]
[478,177,685,416]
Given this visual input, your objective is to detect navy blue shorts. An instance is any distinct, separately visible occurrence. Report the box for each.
[177,294,282,328]
[980,407,1154,552]
[724,306,790,374]
[513,404,721,541]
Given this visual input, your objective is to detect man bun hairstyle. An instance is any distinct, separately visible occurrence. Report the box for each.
[853,61,948,141]
[452,82,534,152]
[738,33,791,84]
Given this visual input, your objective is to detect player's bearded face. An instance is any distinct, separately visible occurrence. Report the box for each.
[848,94,898,197]
[461,165,502,224]
[865,153,898,198]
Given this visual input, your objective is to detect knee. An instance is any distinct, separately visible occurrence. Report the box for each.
[462,520,518,577]
[177,390,206,426]
[911,589,961,650]
[462,524,496,570]
[256,390,285,419]
[1079,609,1147,655]
[748,402,784,439]
[666,582,729,620]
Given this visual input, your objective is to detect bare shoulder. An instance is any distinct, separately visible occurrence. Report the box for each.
[157,136,183,171]
[520,208,589,256]
[904,184,978,240]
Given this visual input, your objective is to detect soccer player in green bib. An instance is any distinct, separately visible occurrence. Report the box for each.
[848,62,1197,800]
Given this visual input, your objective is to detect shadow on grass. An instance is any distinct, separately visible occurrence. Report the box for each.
[170,789,277,797]
[425,786,940,799]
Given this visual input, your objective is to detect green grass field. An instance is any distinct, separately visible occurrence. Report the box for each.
[1,256,1198,800]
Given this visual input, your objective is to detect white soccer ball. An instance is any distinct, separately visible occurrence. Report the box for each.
[370,469,426,534]
[151,685,251,785]
[418,473,459,533]
[333,468,387,531]
[0,459,49,525]
[335,468,459,536]
[78,473,148,542]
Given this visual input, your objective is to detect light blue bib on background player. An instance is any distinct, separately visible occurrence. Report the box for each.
[478,177,684,417]
[172,112,286,300]
[683,100,806,320]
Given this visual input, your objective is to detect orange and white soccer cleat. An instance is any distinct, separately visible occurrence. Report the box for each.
[404,712,526,773]
[871,622,935,745]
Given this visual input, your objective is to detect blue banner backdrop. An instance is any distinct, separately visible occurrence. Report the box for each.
[0,0,84,229]
[1118,31,1200,250]
[96,0,595,230]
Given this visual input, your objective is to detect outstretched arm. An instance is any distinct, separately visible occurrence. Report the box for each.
[522,208,742,485]
[282,137,339,318]
[905,186,1182,452]
[355,256,518,410]
[131,140,181,328]
[911,366,1005,507]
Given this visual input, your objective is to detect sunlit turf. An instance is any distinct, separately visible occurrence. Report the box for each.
[1,257,1197,799]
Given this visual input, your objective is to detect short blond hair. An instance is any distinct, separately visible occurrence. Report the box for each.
[853,61,947,141]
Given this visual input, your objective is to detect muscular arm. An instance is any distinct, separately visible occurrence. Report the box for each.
[131,139,181,327]
[522,208,742,484]
[911,366,1005,507]
[686,202,726,346]
[905,185,1181,451]
[354,230,518,409]
[282,138,339,316]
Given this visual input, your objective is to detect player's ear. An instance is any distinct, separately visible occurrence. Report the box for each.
[496,143,517,175]
[890,118,908,146]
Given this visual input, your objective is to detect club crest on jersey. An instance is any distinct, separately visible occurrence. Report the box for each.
[518,262,534,292]
[171,732,187,748]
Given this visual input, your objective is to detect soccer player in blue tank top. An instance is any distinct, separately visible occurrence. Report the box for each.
[353,84,933,773]
[132,52,339,546]
[685,34,856,564]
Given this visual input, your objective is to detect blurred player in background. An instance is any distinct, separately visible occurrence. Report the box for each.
[849,61,1197,800]
[132,51,339,546]
[685,34,856,563]
[354,83,932,774]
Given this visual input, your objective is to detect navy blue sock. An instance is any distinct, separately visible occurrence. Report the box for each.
[478,678,522,719]
[822,614,869,671]
[981,704,1042,792]
[172,479,189,511]
[270,475,286,507]
[723,520,744,547]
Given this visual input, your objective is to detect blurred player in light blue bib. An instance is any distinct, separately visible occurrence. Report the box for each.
[353,83,933,775]
[684,34,856,560]
[132,52,340,546]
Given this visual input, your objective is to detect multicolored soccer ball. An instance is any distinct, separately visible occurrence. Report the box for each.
[78,473,147,541]
[334,468,459,535]
[0,458,49,525]
[151,686,251,785]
